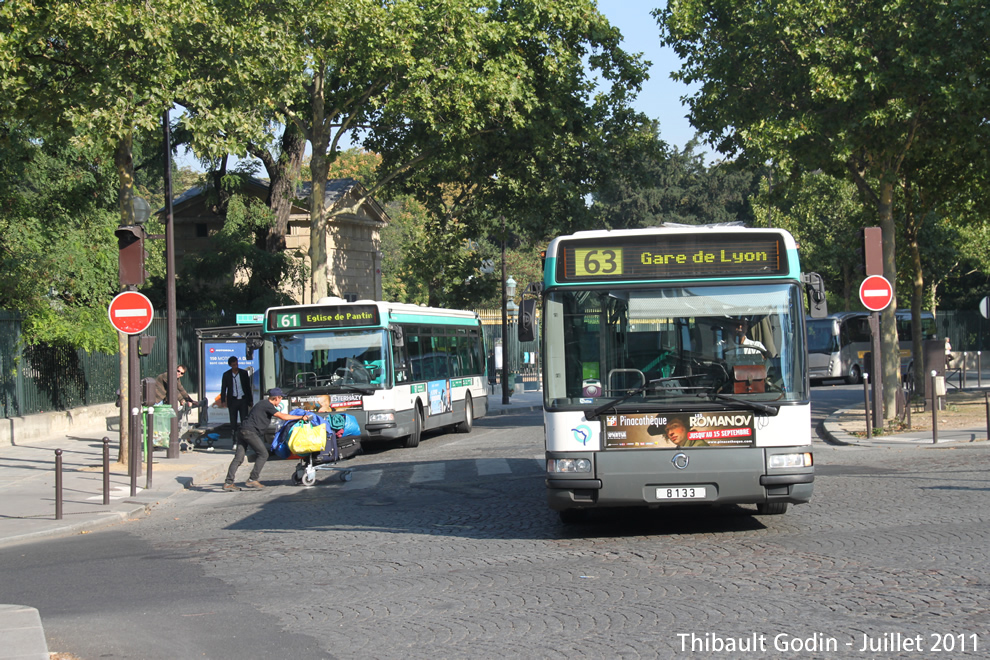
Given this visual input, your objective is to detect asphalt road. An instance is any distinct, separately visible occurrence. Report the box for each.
[2,401,989,659]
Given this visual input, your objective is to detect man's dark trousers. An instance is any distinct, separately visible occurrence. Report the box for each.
[225,428,269,484]
[228,396,250,433]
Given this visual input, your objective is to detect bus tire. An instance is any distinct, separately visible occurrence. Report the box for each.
[403,405,422,448]
[455,393,474,433]
[845,364,862,385]
[756,502,788,515]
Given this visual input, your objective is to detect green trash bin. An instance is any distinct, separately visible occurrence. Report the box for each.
[144,404,176,448]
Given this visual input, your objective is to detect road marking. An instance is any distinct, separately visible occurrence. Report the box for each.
[410,462,445,483]
[343,469,382,490]
[476,458,511,475]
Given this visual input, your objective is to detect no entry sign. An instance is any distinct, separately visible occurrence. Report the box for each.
[859,275,893,312]
[108,291,154,334]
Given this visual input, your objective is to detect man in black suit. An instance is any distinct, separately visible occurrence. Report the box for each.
[220,356,253,435]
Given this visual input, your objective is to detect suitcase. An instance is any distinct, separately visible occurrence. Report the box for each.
[335,434,362,460]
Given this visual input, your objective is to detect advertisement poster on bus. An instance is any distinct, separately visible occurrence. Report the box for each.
[428,379,451,416]
[602,411,756,449]
[202,341,260,424]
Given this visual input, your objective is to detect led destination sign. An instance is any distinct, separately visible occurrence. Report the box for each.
[557,233,787,282]
[266,304,381,332]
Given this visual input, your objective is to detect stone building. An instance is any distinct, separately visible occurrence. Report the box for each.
[168,177,389,303]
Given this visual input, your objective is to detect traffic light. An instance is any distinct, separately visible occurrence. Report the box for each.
[115,225,149,287]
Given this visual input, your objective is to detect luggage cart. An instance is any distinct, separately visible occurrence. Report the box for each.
[291,434,355,486]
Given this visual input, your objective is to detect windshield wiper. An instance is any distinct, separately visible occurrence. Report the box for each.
[705,393,779,416]
[333,382,375,395]
[585,378,669,419]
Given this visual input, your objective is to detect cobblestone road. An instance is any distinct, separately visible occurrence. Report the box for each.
[132,412,990,659]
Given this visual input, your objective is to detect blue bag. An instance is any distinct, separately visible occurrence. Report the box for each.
[327,412,361,438]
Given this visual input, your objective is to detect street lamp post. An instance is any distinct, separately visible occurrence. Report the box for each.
[501,275,516,405]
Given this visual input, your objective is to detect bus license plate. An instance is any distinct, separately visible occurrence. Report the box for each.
[656,486,706,500]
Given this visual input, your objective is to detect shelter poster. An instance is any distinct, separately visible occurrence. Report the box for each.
[202,341,260,424]
[602,411,756,449]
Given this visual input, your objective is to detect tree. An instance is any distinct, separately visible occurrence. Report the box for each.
[657,0,990,420]
[181,0,647,301]
[592,123,758,228]
[0,123,120,351]
[751,169,868,311]
[0,0,204,464]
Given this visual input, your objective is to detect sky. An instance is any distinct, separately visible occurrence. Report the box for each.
[596,0,701,151]
[176,1,702,171]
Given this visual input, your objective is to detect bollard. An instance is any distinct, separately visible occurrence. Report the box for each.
[931,370,939,444]
[146,407,154,491]
[906,385,911,428]
[862,373,872,440]
[55,449,63,520]
[103,437,110,506]
[962,353,968,388]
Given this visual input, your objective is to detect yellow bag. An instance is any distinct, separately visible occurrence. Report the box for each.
[287,422,327,454]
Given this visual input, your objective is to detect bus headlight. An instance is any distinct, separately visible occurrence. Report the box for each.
[548,458,592,473]
[768,453,813,469]
[368,412,394,423]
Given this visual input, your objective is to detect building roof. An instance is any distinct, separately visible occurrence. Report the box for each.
[166,177,390,226]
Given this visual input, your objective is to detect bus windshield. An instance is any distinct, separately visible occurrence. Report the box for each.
[806,319,840,354]
[272,329,387,392]
[543,282,808,407]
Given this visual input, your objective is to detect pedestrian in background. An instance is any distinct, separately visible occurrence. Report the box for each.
[220,356,252,437]
[224,388,310,491]
[155,365,196,407]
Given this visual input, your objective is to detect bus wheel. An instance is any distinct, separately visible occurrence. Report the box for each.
[756,502,788,515]
[455,393,474,433]
[846,365,862,385]
[403,406,422,448]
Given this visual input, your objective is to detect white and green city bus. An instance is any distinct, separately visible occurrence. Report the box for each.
[520,226,827,522]
[260,298,489,447]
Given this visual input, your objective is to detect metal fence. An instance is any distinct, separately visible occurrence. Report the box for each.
[476,309,541,386]
[937,310,990,352]
[0,311,225,418]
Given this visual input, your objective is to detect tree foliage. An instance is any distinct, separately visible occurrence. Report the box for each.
[657,0,990,418]
[180,0,648,300]
[592,124,758,228]
[0,124,120,351]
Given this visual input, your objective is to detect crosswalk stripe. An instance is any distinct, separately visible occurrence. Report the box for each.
[476,458,511,476]
[410,462,445,483]
[345,469,383,490]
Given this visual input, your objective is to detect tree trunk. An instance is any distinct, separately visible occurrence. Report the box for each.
[309,143,330,303]
[255,123,305,253]
[308,65,331,303]
[878,179,899,421]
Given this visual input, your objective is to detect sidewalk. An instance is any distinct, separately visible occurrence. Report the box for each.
[821,389,990,448]
[0,389,542,659]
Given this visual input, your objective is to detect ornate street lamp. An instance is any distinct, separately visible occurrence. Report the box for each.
[501,275,516,404]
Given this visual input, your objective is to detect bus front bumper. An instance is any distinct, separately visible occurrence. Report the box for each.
[546,449,814,511]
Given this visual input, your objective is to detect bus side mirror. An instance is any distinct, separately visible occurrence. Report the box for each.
[803,272,828,319]
[518,299,537,343]
[517,282,542,343]
[245,337,264,360]
[391,325,404,347]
